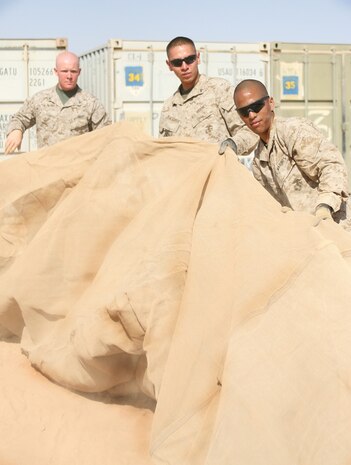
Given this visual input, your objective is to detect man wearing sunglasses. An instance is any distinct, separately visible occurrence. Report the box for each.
[159,37,258,156]
[232,78,351,231]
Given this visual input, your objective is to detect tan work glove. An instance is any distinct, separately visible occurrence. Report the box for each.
[218,138,237,155]
[313,203,334,228]
[315,204,333,221]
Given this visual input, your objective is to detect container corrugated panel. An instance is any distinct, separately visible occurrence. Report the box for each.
[0,38,67,155]
[79,39,268,138]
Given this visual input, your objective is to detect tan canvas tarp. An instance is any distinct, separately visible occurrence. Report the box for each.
[0,339,154,465]
[0,122,351,465]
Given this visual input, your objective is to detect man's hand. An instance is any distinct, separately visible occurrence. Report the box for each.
[315,204,333,220]
[218,138,237,155]
[4,130,23,154]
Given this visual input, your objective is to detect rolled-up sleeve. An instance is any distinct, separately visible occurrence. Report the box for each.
[290,121,349,212]
[7,98,36,135]
[90,100,111,130]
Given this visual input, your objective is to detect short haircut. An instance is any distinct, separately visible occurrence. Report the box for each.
[166,37,196,57]
[234,79,269,101]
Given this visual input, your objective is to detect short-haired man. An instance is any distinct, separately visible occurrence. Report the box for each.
[159,37,258,156]
[233,78,351,231]
[5,51,111,154]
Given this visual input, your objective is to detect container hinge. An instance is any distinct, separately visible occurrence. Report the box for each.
[109,39,123,49]
[259,42,269,52]
[56,38,68,49]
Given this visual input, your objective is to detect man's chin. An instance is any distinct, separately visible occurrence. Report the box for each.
[249,123,262,135]
[62,85,76,91]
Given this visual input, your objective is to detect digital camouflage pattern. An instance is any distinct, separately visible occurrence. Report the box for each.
[252,116,351,230]
[7,86,111,148]
[159,74,258,156]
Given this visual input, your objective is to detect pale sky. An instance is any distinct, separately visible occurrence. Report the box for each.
[0,0,350,55]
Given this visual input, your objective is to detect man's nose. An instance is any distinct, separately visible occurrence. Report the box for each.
[180,61,188,70]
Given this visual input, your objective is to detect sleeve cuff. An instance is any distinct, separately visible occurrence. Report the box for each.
[316,193,342,213]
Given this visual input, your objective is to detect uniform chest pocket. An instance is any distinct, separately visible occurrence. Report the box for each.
[160,117,180,136]
[37,107,59,128]
[61,106,89,132]
[273,154,296,188]
[192,110,212,128]
[72,115,90,131]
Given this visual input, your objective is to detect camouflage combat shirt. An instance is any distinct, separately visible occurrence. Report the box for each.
[253,116,351,229]
[159,74,258,156]
[7,86,111,148]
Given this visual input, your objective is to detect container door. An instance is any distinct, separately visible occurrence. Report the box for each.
[270,44,344,154]
[113,46,178,137]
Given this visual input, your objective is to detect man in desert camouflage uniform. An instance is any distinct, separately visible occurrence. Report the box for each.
[159,37,258,156]
[5,51,111,154]
[232,78,350,231]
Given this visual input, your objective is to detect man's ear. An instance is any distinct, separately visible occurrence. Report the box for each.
[269,97,275,111]
[166,60,172,71]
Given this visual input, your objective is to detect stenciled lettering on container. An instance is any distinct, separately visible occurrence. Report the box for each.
[0,113,11,131]
[218,68,233,77]
[29,67,54,88]
[29,67,54,77]
[127,52,143,62]
[0,67,18,77]
[237,67,264,78]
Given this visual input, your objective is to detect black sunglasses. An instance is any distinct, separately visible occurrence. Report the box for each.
[236,96,269,117]
[170,54,197,67]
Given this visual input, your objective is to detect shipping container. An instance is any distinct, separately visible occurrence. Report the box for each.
[0,38,67,158]
[79,39,351,178]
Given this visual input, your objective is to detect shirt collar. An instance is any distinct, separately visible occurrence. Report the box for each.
[173,74,205,105]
